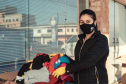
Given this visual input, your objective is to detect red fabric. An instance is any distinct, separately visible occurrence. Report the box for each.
[57,63,67,68]
[48,74,59,84]
[35,82,47,84]
[60,73,69,81]
[38,54,73,84]
[34,53,48,58]
[56,63,70,81]
[62,76,73,82]
[34,53,46,58]
[44,54,61,73]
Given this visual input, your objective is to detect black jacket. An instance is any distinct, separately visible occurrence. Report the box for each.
[66,30,109,84]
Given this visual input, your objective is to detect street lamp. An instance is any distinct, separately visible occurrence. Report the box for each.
[49,16,58,47]
[51,18,56,26]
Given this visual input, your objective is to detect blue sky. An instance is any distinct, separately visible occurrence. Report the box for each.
[0,0,77,25]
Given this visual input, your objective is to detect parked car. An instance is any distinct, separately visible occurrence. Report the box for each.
[61,35,77,56]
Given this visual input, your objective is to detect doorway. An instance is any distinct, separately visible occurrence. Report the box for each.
[109,0,126,83]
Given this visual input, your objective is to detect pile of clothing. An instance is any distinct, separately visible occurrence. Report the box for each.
[15,53,74,84]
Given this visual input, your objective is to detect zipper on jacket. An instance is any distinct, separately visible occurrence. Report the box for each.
[95,66,99,84]
[78,39,85,84]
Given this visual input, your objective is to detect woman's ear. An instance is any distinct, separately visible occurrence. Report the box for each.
[94,21,97,26]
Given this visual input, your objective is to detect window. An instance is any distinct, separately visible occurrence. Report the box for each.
[0,0,77,74]
[6,19,8,22]
[67,29,69,32]
[37,30,41,33]
[71,29,74,32]
[67,35,77,43]
[16,18,19,21]
[2,14,5,18]
[58,29,63,32]
[47,29,51,32]
[7,25,9,27]
[9,19,11,22]
[76,29,78,32]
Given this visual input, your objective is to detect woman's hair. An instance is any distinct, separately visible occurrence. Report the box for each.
[79,9,98,32]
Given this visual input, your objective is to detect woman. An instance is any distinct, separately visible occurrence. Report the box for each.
[52,9,109,84]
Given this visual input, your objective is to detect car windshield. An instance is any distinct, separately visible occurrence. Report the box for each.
[67,35,77,43]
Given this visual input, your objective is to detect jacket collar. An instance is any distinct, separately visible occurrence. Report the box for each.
[78,30,101,44]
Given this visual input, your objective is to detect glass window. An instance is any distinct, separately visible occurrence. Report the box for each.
[13,19,15,21]
[9,19,11,22]
[67,29,69,32]
[7,25,9,27]
[0,0,77,74]
[58,29,63,32]
[16,18,19,21]
[67,35,77,43]
[6,19,8,22]
[71,29,74,32]
[2,14,5,18]
[37,30,41,33]
[47,29,51,32]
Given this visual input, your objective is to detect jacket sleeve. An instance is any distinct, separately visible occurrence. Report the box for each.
[65,36,109,74]
[64,54,75,64]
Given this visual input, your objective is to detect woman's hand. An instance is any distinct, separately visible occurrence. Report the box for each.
[52,67,66,78]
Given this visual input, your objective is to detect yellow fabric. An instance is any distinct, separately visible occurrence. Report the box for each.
[27,60,33,63]
[29,63,32,70]
[22,75,24,77]
[49,53,57,59]
[52,67,66,78]
[42,63,44,66]
[49,53,64,59]
[60,53,64,57]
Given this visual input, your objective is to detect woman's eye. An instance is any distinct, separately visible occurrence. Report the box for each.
[80,22,84,24]
[86,21,90,23]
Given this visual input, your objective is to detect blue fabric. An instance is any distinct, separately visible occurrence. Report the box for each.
[54,59,61,69]
[54,56,70,69]
[59,56,70,64]
[65,82,71,84]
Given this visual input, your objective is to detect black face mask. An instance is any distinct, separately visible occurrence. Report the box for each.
[80,22,95,34]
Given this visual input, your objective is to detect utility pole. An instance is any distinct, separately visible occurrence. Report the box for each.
[65,0,67,43]
[57,13,59,47]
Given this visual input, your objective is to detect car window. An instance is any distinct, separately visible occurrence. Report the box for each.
[67,35,77,43]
